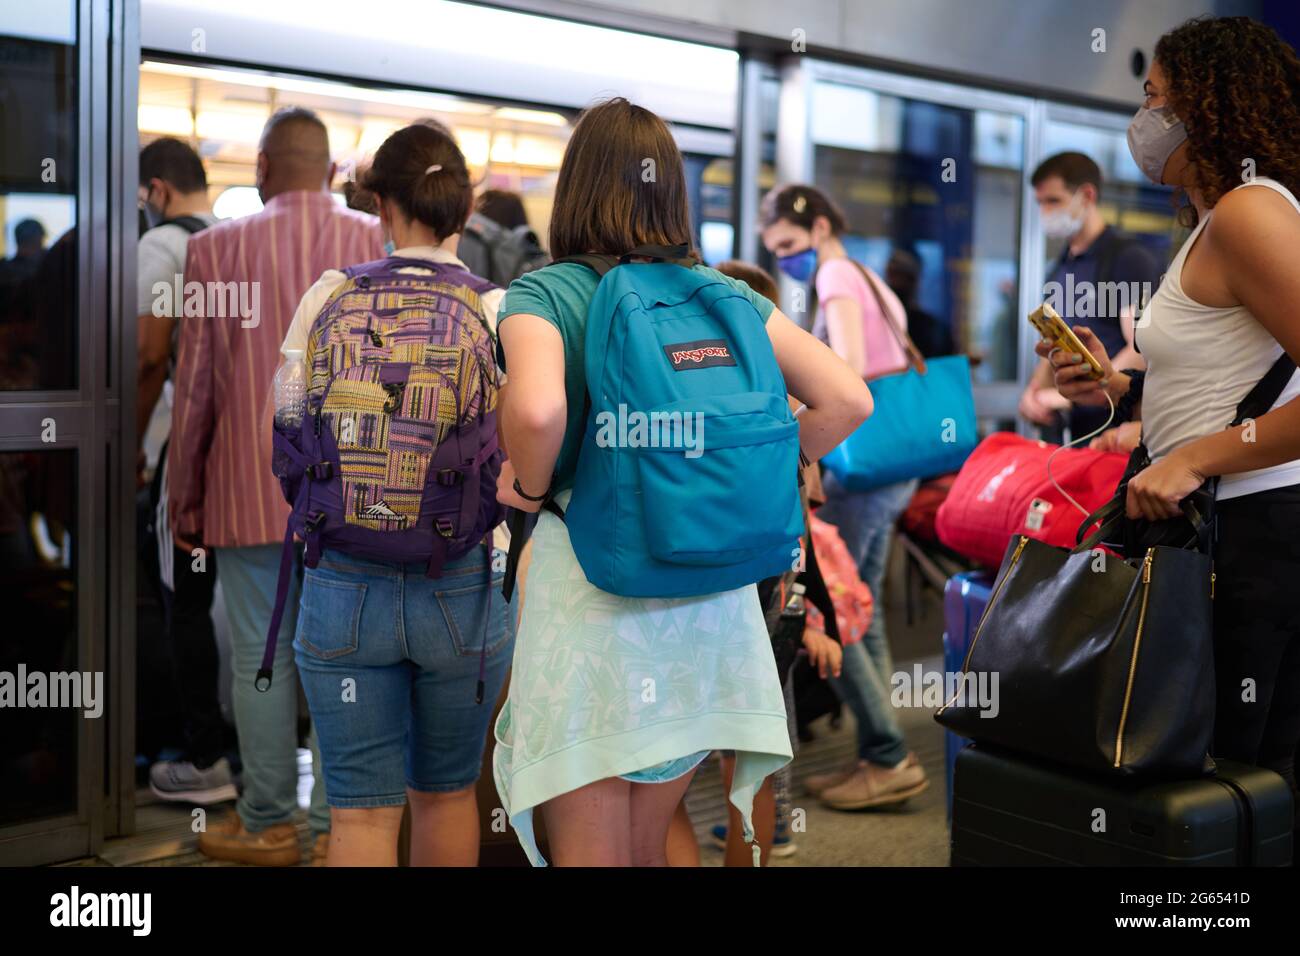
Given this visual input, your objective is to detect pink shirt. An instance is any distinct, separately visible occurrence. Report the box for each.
[813,258,910,379]
[168,190,384,547]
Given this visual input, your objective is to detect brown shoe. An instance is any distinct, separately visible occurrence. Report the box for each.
[197,811,301,866]
[310,833,330,867]
[802,762,856,797]
[820,753,929,811]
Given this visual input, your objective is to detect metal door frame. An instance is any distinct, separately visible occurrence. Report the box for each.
[0,0,138,865]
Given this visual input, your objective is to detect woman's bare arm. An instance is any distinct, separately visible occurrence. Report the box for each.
[767,308,873,460]
[496,314,567,509]
[823,297,868,378]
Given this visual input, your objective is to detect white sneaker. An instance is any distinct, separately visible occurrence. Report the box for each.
[149,756,238,805]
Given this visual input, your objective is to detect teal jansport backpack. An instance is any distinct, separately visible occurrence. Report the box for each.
[543,244,805,598]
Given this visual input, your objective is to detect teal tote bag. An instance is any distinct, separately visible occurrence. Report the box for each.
[820,263,977,491]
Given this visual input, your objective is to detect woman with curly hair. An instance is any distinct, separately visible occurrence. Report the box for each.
[1045,15,1300,826]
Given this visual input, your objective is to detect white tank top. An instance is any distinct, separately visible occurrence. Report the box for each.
[1136,176,1300,500]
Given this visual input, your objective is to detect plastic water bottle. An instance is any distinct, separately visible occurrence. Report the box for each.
[272,349,307,476]
[274,348,307,426]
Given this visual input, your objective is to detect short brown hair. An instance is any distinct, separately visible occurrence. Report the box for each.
[713,259,779,303]
[1031,151,1103,198]
[477,190,529,230]
[548,98,697,260]
[759,184,847,235]
[140,136,207,193]
[361,123,473,242]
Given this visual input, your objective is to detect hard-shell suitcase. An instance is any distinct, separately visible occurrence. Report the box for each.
[941,571,994,818]
[951,745,1293,866]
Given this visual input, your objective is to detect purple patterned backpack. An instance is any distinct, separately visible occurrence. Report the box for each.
[258,257,505,693]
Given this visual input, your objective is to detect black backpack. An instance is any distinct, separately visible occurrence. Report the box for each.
[458,212,549,287]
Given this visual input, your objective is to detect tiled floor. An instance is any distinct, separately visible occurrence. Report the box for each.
[60,665,949,869]
[60,539,952,867]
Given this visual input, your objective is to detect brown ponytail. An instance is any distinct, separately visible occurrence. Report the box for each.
[361,123,473,241]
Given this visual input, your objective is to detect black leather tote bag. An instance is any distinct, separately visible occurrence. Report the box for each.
[934,514,1215,776]
[936,352,1297,777]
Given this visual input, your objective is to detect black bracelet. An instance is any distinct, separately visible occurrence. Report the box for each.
[1114,369,1145,424]
[513,477,550,502]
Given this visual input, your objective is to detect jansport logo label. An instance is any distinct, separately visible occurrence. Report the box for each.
[663,338,736,370]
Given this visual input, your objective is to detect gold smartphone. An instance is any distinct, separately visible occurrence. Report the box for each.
[1028,302,1105,380]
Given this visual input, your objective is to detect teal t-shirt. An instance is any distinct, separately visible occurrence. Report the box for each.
[498,262,776,492]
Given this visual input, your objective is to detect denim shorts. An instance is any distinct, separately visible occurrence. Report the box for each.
[293,543,515,808]
[620,750,710,784]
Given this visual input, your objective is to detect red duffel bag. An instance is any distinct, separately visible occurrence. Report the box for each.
[935,432,1128,568]
[899,472,958,545]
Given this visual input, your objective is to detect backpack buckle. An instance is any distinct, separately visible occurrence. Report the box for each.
[382,382,405,413]
[435,468,463,487]
[356,274,371,289]
[305,511,327,533]
[435,517,456,538]
[307,461,334,481]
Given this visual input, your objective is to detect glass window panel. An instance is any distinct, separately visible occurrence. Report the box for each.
[811,83,1024,382]
[1042,118,1178,268]
[0,449,79,826]
[0,19,79,391]
[755,76,779,276]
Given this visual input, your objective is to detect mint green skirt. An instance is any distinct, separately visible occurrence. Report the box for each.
[491,490,793,866]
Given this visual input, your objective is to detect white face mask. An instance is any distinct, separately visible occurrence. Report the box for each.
[1127,105,1188,185]
[1041,192,1086,241]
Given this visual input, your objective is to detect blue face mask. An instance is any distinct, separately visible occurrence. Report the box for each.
[383,239,396,256]
[777,247,817,282]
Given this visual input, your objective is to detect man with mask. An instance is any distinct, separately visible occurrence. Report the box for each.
[1019,152,1161,440]
[134,138,233,811]
[169,108,383,865]
[137,138,217,471]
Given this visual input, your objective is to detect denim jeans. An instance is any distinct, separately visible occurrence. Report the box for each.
[216,542,330,836]
[814,472,919,767]
[295,544,515,807]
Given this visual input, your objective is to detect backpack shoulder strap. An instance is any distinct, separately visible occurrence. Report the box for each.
[846,260,928,375]
[618,243,695,267]
[552,243,695,278]
[1231,352,1298,426]
[552,254,617,277]
[157,215,209,235]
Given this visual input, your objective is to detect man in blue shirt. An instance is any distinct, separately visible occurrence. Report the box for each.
[1019,152,1162,440]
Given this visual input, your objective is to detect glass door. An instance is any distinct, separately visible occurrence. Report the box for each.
[775,59,1036,428]
[1040,102,1179,269]
[0,0,137,865]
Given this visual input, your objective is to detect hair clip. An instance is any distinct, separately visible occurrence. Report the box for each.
[792,194,807,214]
[425,164,443,175]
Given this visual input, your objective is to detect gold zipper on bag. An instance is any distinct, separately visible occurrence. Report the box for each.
[938,535,1028,715]
[1113,548,1154,769]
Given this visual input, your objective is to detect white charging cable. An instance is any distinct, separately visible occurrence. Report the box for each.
[1044,347,1117,519]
